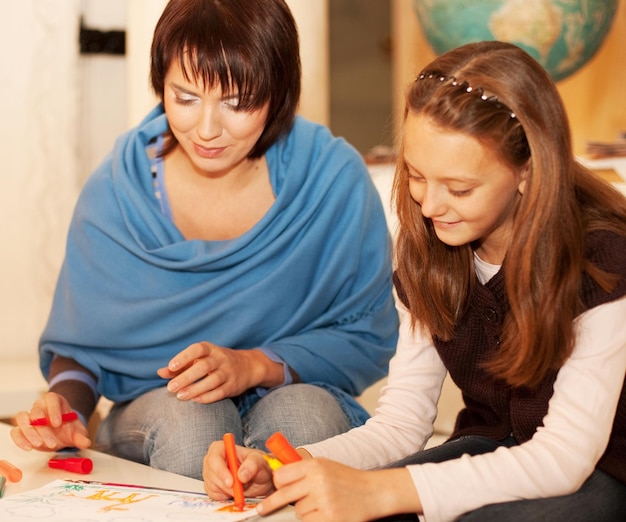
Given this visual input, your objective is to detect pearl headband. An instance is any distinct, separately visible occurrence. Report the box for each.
[417,71,517,119]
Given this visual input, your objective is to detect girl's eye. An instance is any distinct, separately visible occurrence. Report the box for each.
[450,188,473,197]
[408,173,425,183]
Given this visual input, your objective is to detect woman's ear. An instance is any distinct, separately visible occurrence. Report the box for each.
[517,162,530,195]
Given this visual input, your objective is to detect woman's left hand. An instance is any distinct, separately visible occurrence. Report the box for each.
[157,341,284,402]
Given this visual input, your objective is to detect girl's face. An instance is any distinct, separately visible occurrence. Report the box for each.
[404,112,526,264]
[163,58,269,176]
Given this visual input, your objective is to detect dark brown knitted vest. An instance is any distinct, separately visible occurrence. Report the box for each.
[395,230,626,484]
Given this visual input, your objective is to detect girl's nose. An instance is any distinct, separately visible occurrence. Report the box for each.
[419,186,446,218]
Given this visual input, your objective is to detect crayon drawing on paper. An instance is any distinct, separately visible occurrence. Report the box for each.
[0,479,259,521]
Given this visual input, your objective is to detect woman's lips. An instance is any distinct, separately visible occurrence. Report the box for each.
[193,142,227,158]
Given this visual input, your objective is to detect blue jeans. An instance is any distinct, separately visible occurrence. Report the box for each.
[381,436,626,521]
[95,383,352,480]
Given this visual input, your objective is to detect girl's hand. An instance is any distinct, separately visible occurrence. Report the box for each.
[10,392,91,452]
[157,342,285,403]
[203,440,275,500]
[257,459,421,521]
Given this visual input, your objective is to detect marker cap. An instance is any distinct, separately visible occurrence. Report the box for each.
[265,432,302,464]
[48,457,93,474]
[0,460,23,482]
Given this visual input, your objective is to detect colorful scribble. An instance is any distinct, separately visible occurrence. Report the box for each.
[217,502,258,512]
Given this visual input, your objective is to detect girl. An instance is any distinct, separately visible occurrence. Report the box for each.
[204,41,626,521]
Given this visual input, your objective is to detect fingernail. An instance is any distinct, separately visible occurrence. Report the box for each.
[176,391,189,400]
[168,381,179,393]
[169,361,180,371]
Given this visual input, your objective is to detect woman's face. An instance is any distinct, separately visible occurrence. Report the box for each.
[404,112,526,264]
[162,58,269,176]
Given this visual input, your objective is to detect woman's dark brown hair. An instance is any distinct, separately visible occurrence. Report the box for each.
[393,41,626,388]
[150,0,301,158]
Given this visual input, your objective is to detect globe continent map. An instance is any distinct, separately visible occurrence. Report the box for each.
[412,0,618,81]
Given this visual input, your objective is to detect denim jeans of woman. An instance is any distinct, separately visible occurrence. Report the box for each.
[96,383,352,480]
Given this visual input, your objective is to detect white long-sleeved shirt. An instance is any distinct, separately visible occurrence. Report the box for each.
[304,279,626,521]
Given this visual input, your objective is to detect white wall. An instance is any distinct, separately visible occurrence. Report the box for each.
[79,0,128,182]
[0,1,81,362]
[127,0,166,127]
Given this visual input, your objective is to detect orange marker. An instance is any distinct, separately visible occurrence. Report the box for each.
[223,433,245,511]
[0,460,23,482]
[265,432,302,464]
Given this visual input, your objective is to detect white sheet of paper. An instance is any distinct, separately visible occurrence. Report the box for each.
[0,479,259,521]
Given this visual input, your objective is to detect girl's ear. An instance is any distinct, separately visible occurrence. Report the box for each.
[517,162,530,195]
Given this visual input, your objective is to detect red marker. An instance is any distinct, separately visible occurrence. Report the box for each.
[48,457,93,474]
[223,433,245,511]
[30,411,79,426]
[265,432,302,464]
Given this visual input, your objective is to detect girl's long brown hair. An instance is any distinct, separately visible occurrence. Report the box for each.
[393,41,626,388]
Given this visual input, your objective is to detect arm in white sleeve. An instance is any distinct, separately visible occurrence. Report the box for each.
[303,302,447,469]
[411,296,626,522]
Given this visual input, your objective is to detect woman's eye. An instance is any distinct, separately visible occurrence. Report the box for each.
[450,188,472,197]
[223,98,241,110]
[175,94,198,106]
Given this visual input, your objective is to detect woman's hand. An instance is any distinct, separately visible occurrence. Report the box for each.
[203,440,275,500]
[10,392,91,452]
[257,459,421,521]
[157,342,285,403]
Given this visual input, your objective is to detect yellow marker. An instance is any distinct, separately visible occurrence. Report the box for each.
[263,454,283,471]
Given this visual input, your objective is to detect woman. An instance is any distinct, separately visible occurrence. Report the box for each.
[204,41,626,521]
[10,0,398,481]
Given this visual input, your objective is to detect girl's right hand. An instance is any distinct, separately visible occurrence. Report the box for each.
[203,440,275,500]
[10,392,91,452]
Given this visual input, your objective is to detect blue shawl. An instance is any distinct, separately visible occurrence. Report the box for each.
[40,106,398,422]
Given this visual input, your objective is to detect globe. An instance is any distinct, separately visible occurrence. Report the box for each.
[412,0,618,82]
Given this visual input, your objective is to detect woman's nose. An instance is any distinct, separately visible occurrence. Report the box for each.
[197,104,222,140]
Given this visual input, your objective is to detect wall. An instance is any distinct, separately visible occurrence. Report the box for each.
[79,0,128,182]
[391,0,626,156]
[0,1,81,362]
